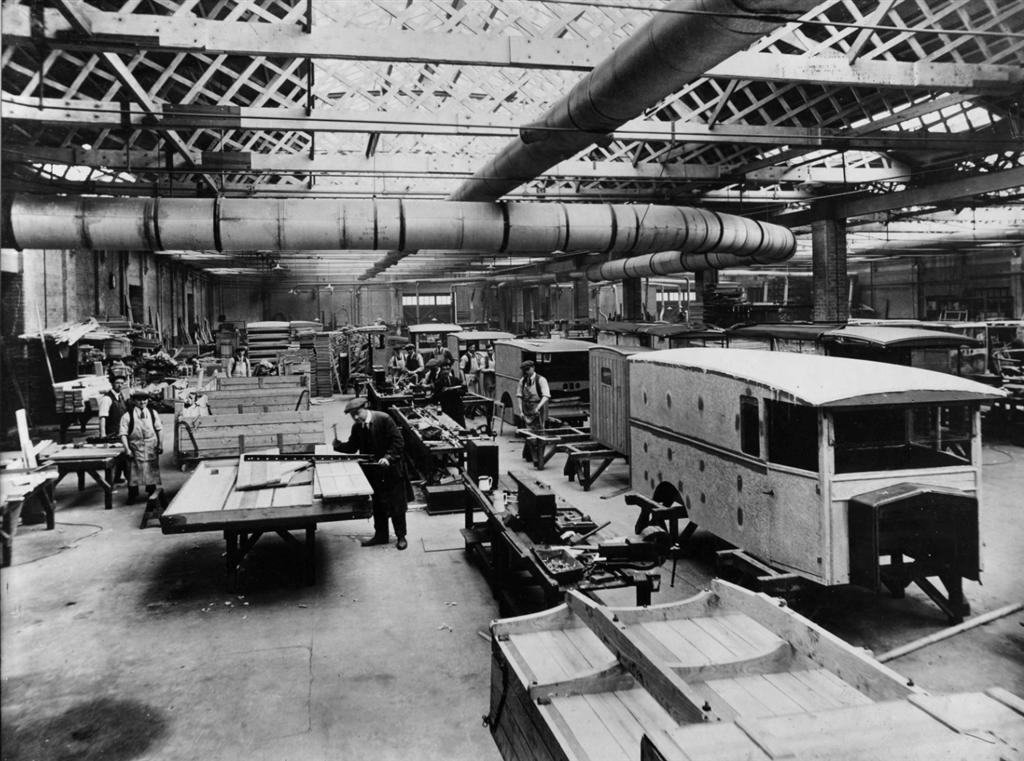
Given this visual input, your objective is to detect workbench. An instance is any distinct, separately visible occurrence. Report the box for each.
[1,465,58,567]
[461,470,659,614]
[36,443,126,511]
[161,451,374,585]
[392,404,475,483]
[365,381,427,412]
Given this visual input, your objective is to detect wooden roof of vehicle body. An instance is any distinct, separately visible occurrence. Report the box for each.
[494,338,596,353]
[451,330,515,343]
[637,324,729,340]
[824,325,984,349]
[628,348,1006,407]
[407,323,462,334]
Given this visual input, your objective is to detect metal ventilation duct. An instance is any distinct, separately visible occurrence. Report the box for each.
[584,244,795,281]
[449,0,819,202]
[3,196,795,271]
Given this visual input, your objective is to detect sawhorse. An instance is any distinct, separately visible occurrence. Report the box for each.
[561,441,624,491]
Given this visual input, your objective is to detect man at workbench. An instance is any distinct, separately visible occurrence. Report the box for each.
[332,397,410,551]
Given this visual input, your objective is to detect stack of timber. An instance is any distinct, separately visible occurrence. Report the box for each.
[175,409,323,466]
[245,321,290,361]
[311,332,334,398]
[213,374,308,392]
[488,579,1024,761]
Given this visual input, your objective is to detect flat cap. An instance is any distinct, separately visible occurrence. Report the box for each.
[130,389,152,399]
[520,360,535,369]
[404,342,416,349]
[343,397,368,413]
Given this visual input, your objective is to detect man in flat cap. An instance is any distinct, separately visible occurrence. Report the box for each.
[333,397,410,550]
[516,360,550,460]
[401,343,425,381]
[119,390,163,504]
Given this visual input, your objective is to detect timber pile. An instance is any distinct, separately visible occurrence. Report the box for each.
[488,579,1024,761]
[245,321,290,361]
[311,333,334,398]
[202,386,310,415]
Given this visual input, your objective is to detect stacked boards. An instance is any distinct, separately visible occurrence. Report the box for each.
[245,321,290,361]
[311,332,334,398]
[489,580,1024,761]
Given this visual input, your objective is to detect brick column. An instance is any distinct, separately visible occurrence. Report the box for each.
[812,217,849,322]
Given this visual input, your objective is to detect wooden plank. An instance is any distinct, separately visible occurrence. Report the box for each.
[550,694,630,761]
[710,580,918,702]
[565,591,720,724]
[163,462,238,519]
[314,460,373,499]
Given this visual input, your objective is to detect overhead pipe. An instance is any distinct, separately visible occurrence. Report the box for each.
[585,242,795,281]
[449,0,818,202]
[3,196,795,266]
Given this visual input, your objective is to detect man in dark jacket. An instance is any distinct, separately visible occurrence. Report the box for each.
[332,397,409,550]
[432,351,467,427]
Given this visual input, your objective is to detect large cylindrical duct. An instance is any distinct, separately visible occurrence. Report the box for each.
[449,0,819,202]
[4,195,796,263]
[585,243,796,281]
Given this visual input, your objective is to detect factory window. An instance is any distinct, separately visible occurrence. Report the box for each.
[739,396,759,457]
[832,403,973,474]
[766,401,818,471]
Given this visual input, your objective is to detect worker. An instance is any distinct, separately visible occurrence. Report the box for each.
[385,345,406,382]
[332,397,409,550]
[402,343,425,380]
[478,345,496,398]
[433,351,467,426]
[516,360,550,459]
[119,390,163,505]
[97,376,129,440]
[460,343,478,394]
[229,348,251,377]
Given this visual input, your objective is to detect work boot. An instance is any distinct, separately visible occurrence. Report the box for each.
[396,536,408,551]
[360,535,389,547]
[126,485,139,505]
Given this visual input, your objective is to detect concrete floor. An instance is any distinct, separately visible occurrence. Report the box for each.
[2,396,1023,760]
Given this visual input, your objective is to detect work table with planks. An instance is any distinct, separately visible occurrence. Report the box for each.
[161,451,374,585]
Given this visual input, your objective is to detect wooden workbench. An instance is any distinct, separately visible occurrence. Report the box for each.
[161,453,374,585]
[1,466,58,567]
[461,471,659,614]
[36,443,126,511]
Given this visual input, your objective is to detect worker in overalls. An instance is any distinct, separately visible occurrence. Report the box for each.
[515,360,550,460]
[98,375,130,484]
[119,390,163,505]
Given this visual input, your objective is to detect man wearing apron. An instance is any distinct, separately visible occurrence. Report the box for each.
[119,390,163,504]
[515,360,550,459]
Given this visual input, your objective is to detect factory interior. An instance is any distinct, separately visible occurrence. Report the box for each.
[2,1,1024,760]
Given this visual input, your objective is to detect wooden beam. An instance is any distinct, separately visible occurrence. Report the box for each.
[5,6,1021,93]
[774,166,1024,226]
[5,94,1019,153]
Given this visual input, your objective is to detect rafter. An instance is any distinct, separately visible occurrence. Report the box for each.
[5,5,1022,93]
[5,94,1019,155]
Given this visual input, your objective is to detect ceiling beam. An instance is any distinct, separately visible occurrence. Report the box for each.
[6,5,1021,92]
[5,94,1020,154]
[774,166,1024,227]
[4,144,912,186]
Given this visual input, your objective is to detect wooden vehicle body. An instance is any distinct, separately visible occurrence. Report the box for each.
[407,323,462,359]
[489,579,1023,761]
[589,344,650,456]
[628,349,1004,614]
[175,409,324,466]
[727,322,982,377]
[494,338,593,425]
[447,330,514,358]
